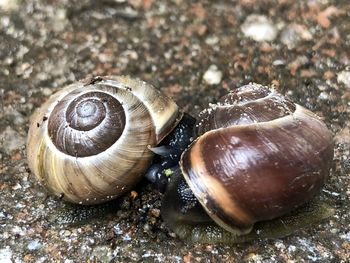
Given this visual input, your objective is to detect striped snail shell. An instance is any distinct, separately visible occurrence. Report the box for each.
[27,76,183,204]
[162,83,334,243]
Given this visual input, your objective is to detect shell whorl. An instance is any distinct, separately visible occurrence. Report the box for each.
[195,83,296,136]
[48,91,126,157]
[27,76,182,204]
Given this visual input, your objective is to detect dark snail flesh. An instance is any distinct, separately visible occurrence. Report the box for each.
[27,76,183,205]
[161,83,334,244]
[145,113,196,192]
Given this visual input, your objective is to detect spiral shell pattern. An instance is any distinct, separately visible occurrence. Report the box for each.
[27,76,182,204]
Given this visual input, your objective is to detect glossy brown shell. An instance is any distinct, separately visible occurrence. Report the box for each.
[27,76,183,204]
[180,84,334,234]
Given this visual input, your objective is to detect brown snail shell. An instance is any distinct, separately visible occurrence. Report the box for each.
[27,76,183,204]
[179,83,334,235]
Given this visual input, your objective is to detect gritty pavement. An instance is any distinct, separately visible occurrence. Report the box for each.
[0,0,349,262]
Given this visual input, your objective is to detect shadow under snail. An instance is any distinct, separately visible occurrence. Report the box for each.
[26,76,334,244]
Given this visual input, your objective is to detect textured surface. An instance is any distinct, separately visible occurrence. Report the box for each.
[0,0,349,262]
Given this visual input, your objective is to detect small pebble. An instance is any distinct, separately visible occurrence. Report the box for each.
[1,126,25,153]
[272,59,286,66]
[205,36,219,45]
[130,190,138,200]
[0,246,12,263]
[203,65,222,85]
[274,241,286,249]
[90,246,113,263]
[49,8,68,32]
[244,252,263,262]
[340,232,350,241]
[122,233,132,241]
[0,210,9,219]
[14,113,25,126]
[41,88,53,96]
[143,223,151,232]
[288,245,297,253]
[142,251,153,258]
[27,239,42,251]
[337,70,350,89]
[12,183,22,190]
[11,226,25,236]
[0,0,19,12]
[150,208,160,218]
[113,224,123,235]
[60,230,72,238]
[318,92,329,101]
[330,228,338,234]
[280,24,312,49]
[241,14,277,42]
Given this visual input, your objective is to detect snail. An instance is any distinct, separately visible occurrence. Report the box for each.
[161,83,334,243]
[27,77,334,244]
[27,76,184,204]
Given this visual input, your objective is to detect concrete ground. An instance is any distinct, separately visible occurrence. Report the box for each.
[0,0,349,262]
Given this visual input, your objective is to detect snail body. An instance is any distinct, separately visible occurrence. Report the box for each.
[27,76,182,204]
[162,83,334,243]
